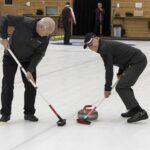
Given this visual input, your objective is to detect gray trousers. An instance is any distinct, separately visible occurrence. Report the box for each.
[116,58,147,110]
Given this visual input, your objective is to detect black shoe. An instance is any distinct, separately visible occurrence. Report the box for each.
[24,115,38,122]
[121,110,136,118]
[127,110,148,123]
[0,115,10,122]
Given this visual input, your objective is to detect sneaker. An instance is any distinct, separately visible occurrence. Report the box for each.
[127,110,148,123]
[24,115,38,122]
[121,110,136,118]
[0,115,10,122]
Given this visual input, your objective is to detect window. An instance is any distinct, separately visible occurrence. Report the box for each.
[45,6,58,15]
[5,0,13,5]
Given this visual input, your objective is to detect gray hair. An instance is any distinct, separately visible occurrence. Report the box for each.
[38,17,55,34]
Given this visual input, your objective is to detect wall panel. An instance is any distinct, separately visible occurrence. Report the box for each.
[0,0,73,35]
[112,0,150,37]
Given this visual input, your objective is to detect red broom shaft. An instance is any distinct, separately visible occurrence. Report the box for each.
[49,105,62,120]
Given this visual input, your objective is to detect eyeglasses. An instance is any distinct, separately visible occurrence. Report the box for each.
[87,41,93,47]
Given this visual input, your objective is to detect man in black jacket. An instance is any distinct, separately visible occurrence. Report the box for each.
[0,15,55,122]
[62,2,76,45]
[83,33,148,123]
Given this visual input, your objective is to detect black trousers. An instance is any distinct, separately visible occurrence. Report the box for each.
[63,22,71,44]
[94,20,102,36]
[116,57,147,110]
[1,55,37,116]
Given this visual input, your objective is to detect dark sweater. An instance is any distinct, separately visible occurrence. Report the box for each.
[0,15,49,73]
[97,39,146,91]
[62,6,71,24]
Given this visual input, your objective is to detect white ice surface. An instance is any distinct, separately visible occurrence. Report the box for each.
[0,39,150,150]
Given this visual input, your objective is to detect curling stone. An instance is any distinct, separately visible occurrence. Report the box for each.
[77,105,98,121]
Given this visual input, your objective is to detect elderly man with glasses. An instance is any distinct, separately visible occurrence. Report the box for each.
[83,33,148,123]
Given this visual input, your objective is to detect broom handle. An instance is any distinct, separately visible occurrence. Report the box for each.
[6,48,54,107]
[0,46,65,120]
[7,48,37,88]
[84,80,119,119]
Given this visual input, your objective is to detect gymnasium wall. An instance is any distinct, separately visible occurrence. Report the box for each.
[0,0,73,15]
[112,0,150,37]
[1,0,150,37]
[0,0,73,36]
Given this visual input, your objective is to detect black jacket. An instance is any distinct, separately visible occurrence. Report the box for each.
[62,6,71,24]
[98,39,146,91]
[0,15,49,73]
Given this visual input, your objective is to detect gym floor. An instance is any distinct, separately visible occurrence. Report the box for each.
[0,39,150,150]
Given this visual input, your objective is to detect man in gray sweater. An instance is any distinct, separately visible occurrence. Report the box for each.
[0,15,55,122]
[83,32,148,123]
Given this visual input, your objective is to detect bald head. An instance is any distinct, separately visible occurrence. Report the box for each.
[36,17,55,37]
[98,3,102,8]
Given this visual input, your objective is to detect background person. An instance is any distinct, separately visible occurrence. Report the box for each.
[62,2,76,45]
[94,3,105,36]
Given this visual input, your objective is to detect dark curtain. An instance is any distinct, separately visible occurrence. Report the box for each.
[73,0,111,36]
[73,0,97,35]
[102,0,111,36]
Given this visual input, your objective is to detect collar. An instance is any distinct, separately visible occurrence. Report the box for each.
[32,19,41,37]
